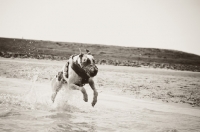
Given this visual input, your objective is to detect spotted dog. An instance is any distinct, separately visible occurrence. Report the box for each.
[51,49,98,107]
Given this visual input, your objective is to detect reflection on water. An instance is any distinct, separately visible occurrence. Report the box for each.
[0,78,200,132]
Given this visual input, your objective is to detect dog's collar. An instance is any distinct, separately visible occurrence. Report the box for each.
[71,57,90,84]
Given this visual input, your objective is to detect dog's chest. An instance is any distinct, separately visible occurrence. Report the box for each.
[68,66,84,86]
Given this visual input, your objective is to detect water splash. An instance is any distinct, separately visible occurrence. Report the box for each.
[0,74,88,112]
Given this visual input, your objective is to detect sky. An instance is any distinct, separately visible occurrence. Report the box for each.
[0,0,200,55]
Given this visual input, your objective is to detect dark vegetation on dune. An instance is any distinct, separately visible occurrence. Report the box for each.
[0,37,200,72]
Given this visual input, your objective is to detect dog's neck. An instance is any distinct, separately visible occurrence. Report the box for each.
[71,55,90,85]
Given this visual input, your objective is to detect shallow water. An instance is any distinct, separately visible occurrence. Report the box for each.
[0,77,200,132]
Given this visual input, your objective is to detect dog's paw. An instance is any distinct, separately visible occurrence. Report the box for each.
[51,93,56,103]
[91,91,98,107]
[51,96,55,103]
[83,94,88,102]
[91,99,97,107]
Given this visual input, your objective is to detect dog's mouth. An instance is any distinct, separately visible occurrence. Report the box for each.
[83,65,98,77]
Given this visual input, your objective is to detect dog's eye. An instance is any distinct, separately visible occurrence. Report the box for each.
[82,58,86,62]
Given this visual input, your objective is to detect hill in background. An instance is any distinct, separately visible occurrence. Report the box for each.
[0,37,200,72]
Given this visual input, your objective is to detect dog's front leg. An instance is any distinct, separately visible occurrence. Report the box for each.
[69,84,88,102]
[88,78,98,107]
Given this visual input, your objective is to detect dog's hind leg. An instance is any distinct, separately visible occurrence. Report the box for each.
[51,72,64,103]
[69,84,88,102]
[51,77,62,102]
[51,92,58,103]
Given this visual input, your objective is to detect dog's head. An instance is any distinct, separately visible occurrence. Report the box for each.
[76,49,98,77]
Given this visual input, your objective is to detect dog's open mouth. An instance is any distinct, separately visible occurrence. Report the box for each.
[72,61,98,79]
[83,65,98,77]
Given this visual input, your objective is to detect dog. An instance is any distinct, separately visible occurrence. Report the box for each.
[51,49,98,107]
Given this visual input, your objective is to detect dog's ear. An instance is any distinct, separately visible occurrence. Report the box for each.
[79,53,83,58]
[79,48,84,57]
[86,49,91,55]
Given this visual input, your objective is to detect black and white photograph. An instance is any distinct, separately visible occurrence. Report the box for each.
[0,0,200,132]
